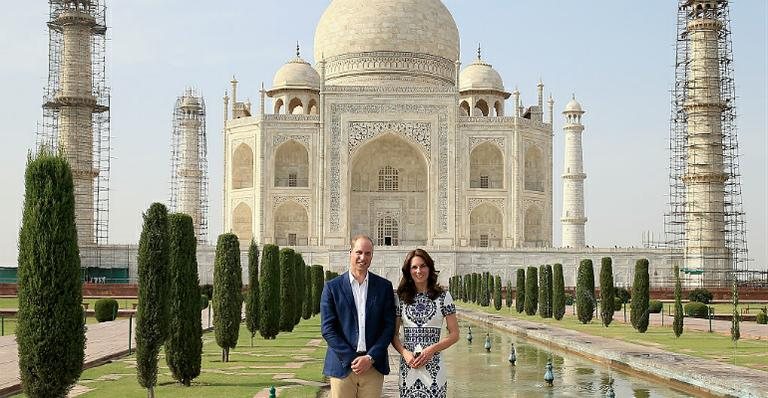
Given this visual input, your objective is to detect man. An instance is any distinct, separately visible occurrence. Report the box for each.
[320,235,395,398]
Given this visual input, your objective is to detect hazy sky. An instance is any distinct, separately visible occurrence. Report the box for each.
[0,1,765,270]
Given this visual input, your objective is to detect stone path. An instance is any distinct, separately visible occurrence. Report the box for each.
[459,307,768,398]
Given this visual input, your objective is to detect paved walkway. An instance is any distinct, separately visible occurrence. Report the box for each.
[459,307,768,398]
[0,309,214,397]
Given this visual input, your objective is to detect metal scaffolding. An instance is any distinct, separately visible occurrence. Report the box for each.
[665,0,749,287]
[169,89,209,244]
[39,0,111,252]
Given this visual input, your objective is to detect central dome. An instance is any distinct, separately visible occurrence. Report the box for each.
[314,0,460,85]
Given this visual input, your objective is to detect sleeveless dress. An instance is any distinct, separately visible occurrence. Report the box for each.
[396,291,456,398]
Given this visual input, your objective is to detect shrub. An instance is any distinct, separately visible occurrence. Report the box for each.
[576,259,595,324]
[200,284,213,300]
[200,294,209,310]
[756,310,767,325]
[245,240,260,343]
[564,294,575,306]
[136,203,170,394]
[613,297,623,312]
[279,248,297,331]
[17,150,85,397]
[648,300,663,313]
[259,245,281,339]
[94,298,119,322]
[515,269,525,313]
[685,302,709,318]
[524,267,538,315]
[688,288,713,305]
[165,213,202,386]
[538,265,553,318]
[615,287,631,304]
[213,233,243,362]
[552,264,565,320]
[599,257,615,326]
[630,259,650,332]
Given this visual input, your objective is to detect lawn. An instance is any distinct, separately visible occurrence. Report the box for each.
[0,297,139,310]
[458,302,768,372]
[13,317,327,397]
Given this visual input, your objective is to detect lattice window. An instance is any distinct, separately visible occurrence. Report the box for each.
[288,173,297,187]
[479,234,489,247]
[378,166,399,191]
[480,175,489,189]
[377,216,399,246]
[287,233,297,246]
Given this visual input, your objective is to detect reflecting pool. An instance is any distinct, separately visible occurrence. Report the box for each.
[442,320,693,397]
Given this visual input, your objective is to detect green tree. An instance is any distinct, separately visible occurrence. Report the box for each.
[505,279,513,308]
[630,258,650,333]
[279,248,297,331]
[515,268,526,313]
[539,265,553,318]
[136,202,170,397]
[245,240,260,346]
[165,213,202,386]
[493,275,502,310]
[213,233,243,362]
[259,245,281,339]
[524,266,538,315]
[576,259,595,324]
[302,265,313,320]
[293,253,305,326]
[16,151,85,397]
[552,263,566,320]
[599,257,615,327]
[311,265,324,315]
[673,265,684,337]
[731,278,740,342]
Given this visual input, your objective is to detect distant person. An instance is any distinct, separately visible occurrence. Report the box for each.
[320,235,396,398]
[391,248,459,398]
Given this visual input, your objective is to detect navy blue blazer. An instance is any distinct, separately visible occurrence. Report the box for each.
[320,270,395,378]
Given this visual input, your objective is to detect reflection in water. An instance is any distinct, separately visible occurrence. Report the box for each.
[442,320,693,397]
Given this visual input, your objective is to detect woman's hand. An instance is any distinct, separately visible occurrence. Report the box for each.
[410,345,436,368]
[402,350,416,368]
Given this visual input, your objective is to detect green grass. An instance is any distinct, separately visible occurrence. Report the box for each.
[12,316,327,397]
[459,301,768,372]
[1,316,125,336]
[0,297,139,310]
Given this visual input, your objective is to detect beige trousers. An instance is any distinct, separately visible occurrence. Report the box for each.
[329,369,384,398]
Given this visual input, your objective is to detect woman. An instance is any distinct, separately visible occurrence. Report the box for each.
[391,249,459,398]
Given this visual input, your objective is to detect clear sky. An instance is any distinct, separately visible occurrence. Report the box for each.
[0,1,765,270]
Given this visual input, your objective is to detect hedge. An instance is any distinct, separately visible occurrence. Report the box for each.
[95,298,118,322]
[648,300,663,313]
[684,302,709,318]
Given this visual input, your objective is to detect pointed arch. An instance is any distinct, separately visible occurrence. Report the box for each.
[232,143,253,189]
[288,97,303,115]
[470,203,503,247]
[470,141,503,189]
[307,99,318,115]
[459,100,470,116]
[524,205,544,247]
[274,201,308,246]
[494,101,503,117]
[274,140,309,187]
[274,98,284,114]
[524,145,545,192]
[232,202,252,241]
[474,99,489,117]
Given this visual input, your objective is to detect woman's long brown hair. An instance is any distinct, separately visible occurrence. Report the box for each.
[396,248,443,304]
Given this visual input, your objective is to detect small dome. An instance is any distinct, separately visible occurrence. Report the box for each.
[564,95,584,113]
[459,58,505,93]
[271,56,320,92]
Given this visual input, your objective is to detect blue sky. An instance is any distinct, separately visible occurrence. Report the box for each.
[0,1,765,270]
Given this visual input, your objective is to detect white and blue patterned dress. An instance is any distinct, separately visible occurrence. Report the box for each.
[396,291,456,398]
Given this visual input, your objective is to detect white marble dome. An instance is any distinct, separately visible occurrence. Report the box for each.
[272,56,321,91]
[314,0,460,62]
[459,58,505,92]
[564,96,584,113]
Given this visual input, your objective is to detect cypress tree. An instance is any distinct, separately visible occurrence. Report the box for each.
[245,239,260,346]
[576,259,595,324]
[279,248,297,331]
[259,245,281,339]
[302,265,313,320]
[213,233,243,362]
[17,151,85,397]
[165,213,202,386]
[293,253,305,326]
[136,202,170,397]
[599,257,615,327]
[493,275,502,310]
[505,279,513,308]
[515,268,526,313]
[630,258,650,333]
[539,265,553,318]
[731,278,740,342]
[673,265,684,337]
[487,272,494,305]
[524,266,538,315]
[311,264,324,316]
[552,263,565,320]
[463,275,470,302]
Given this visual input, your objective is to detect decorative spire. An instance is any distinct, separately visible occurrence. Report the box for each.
[477,43,482,60]
[296,41,301,58]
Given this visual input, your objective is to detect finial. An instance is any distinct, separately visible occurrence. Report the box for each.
[572,93,576,100]
[477,43,482,60]
[548,94,554,103]
[538,78,544,87]
[296,41,301,58]
[231,75,237,83]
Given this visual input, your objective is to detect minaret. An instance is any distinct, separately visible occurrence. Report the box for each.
[170,89,209,243]
[42,0,110,245]
[561,95,587,248]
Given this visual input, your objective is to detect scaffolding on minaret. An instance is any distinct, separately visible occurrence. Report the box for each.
[169,89,209,244]
[665,0,749,287]
[38,0,111,254]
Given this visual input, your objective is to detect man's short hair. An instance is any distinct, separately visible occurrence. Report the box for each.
[350,234,373,250]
